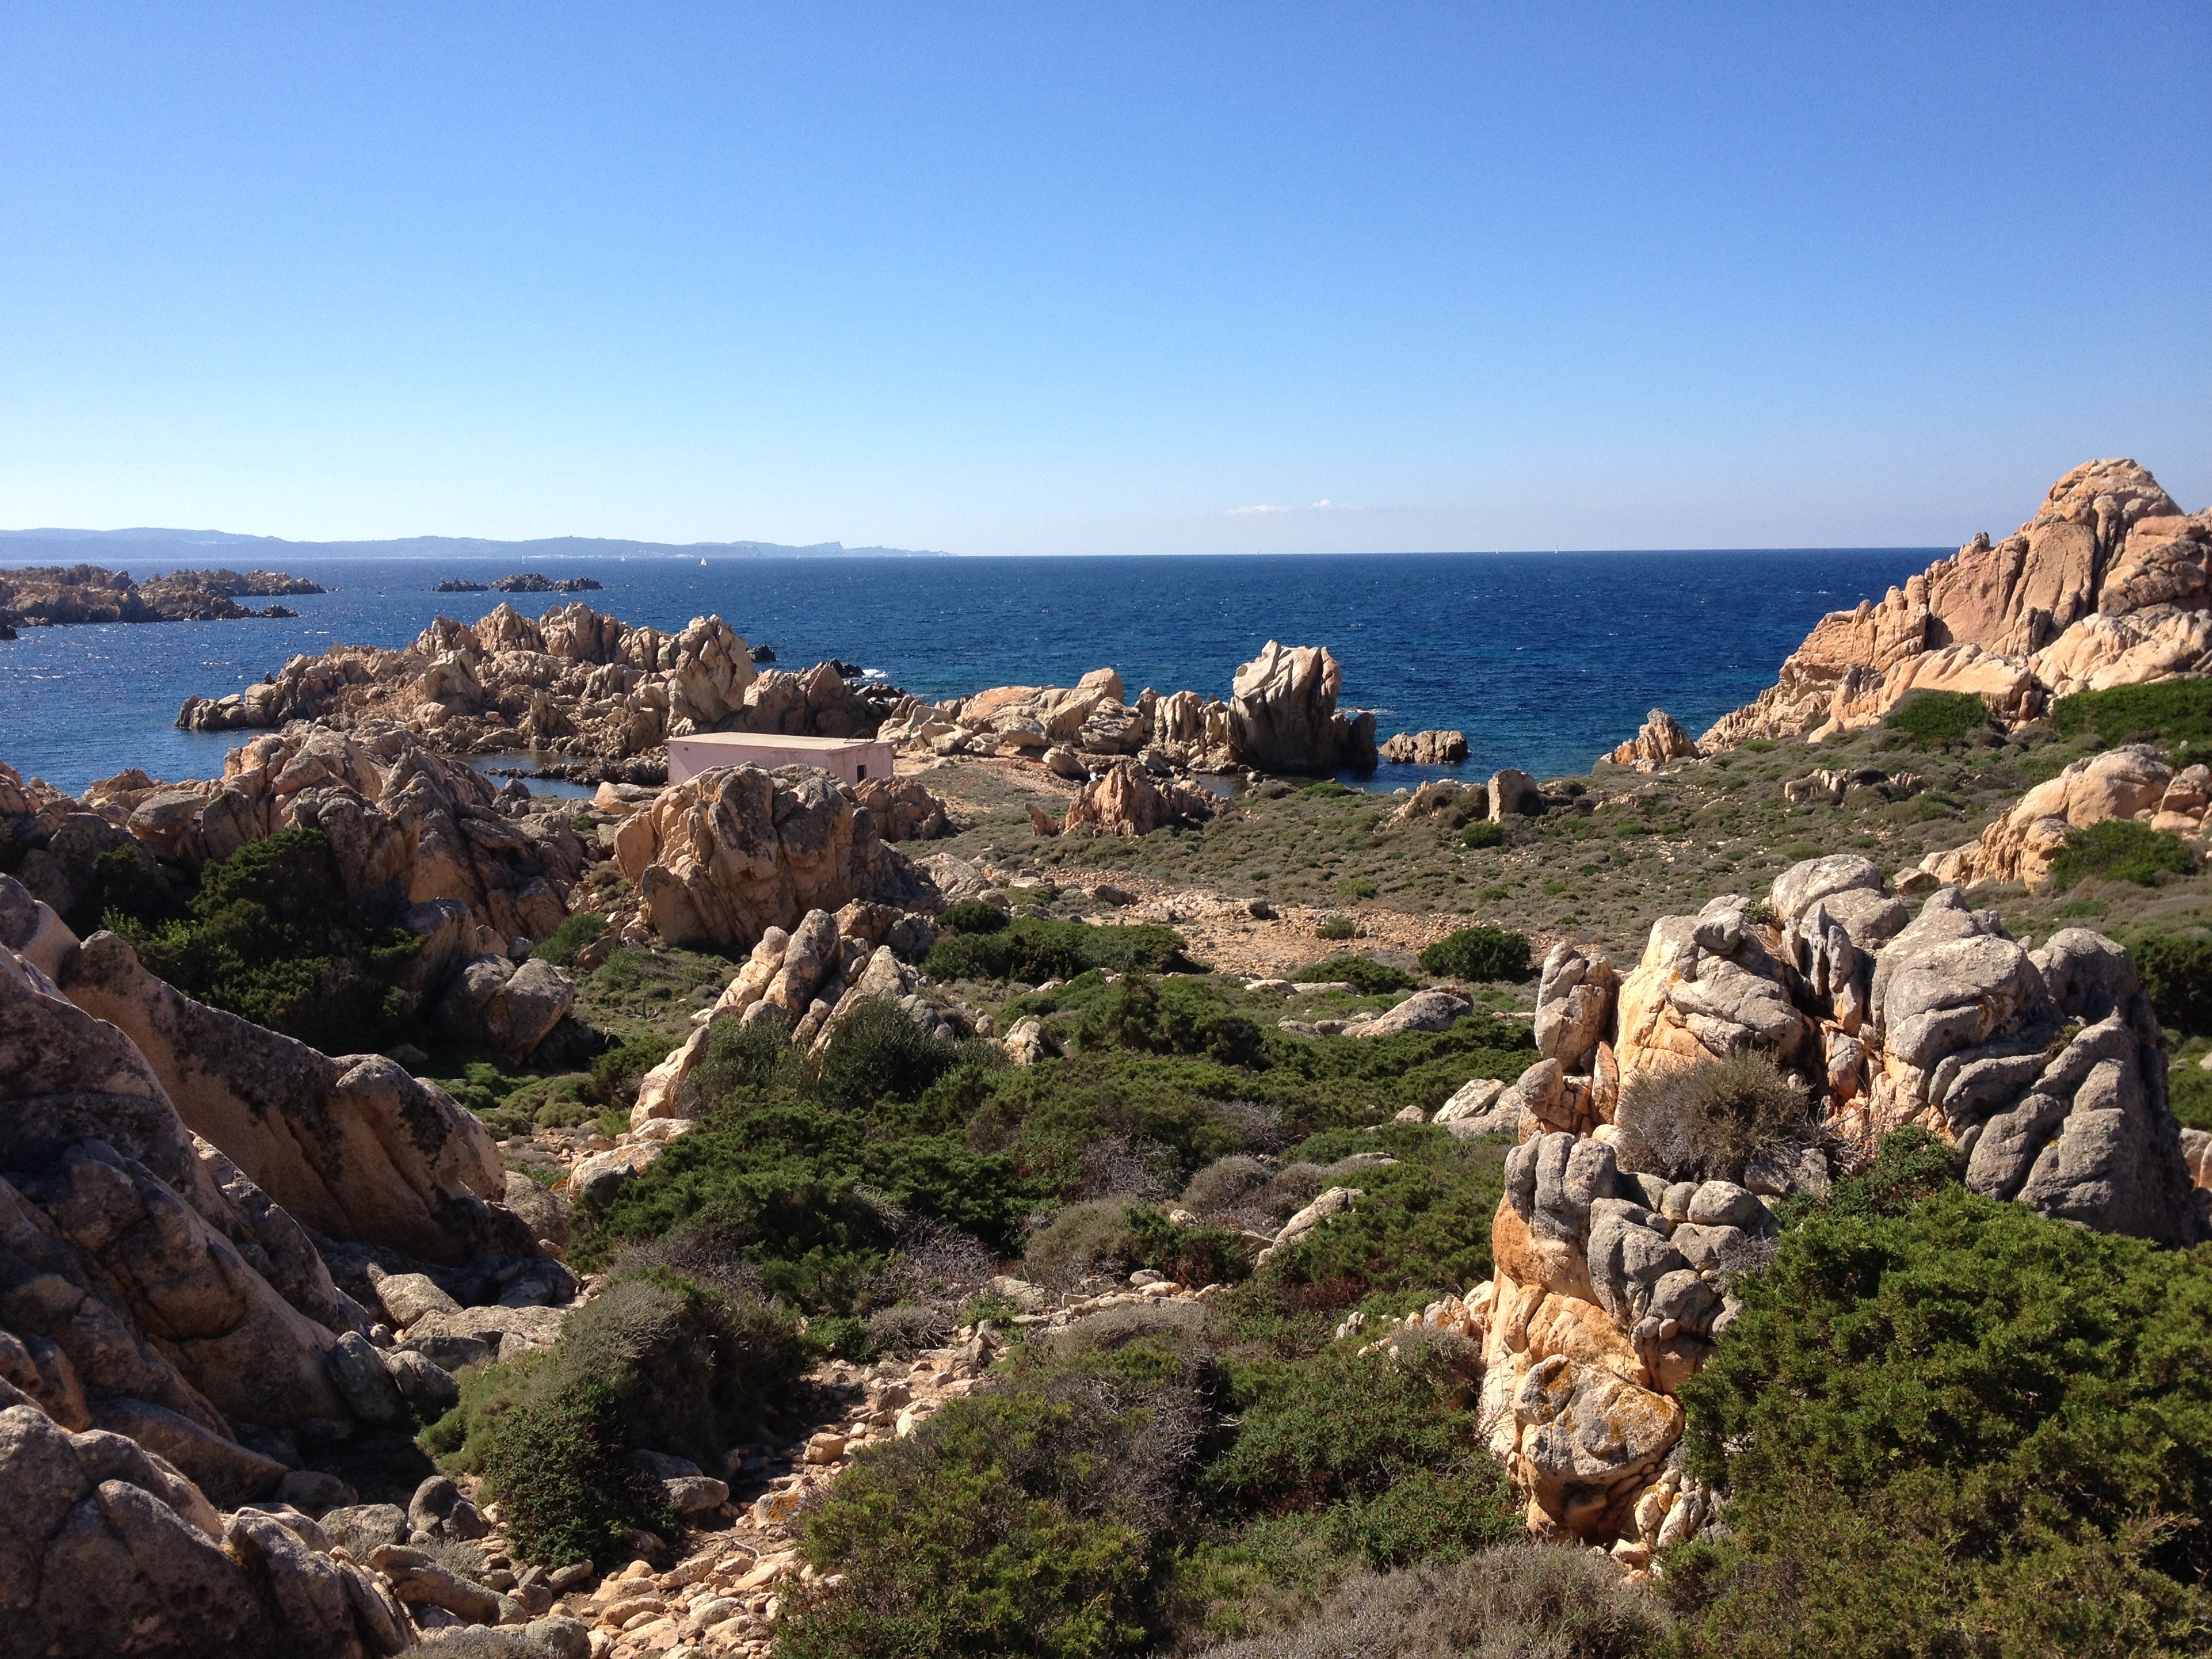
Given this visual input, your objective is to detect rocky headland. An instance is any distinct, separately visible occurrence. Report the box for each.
[0,564,323,632]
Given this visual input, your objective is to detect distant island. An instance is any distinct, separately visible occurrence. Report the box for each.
[435,573,605,594]
[0,564,321,636]
[0,526,951,562]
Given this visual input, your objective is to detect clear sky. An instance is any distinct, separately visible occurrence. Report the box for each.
[3,3,2207,554]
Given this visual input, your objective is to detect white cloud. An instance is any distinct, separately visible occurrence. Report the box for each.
[1225,497,1353,518]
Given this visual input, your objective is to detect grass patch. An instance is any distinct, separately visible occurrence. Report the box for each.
[925,918,1197,983]
[1882,689,1994,747]
[2052,678,2212,751]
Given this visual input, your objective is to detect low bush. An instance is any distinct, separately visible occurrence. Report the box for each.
[2121,927,2212,1036]
[1460,821,1504,849]
[783,1343,1206,1658]
[2049,819,2196,888]
[1660,1161,2212,1656]
[815,996,1001,1114]
[1881,689,1993,746]
[1291,956,1420,995]
[1128,1205,1250,1287]
[1256,1125,1511,1301]
[1611,1052,1813,1186]
[1025,1197,1141,1284]
[424,1268,805,1565]
[110,827,420,1055]
[588,1031,678,1109]
[531,909,607,966]
[1314,916,1357,941]
[1417,924,1531,982]
[1077,975,1269,1067]
[937,900,1009,936]
[2052,677,2212,750]
[1181,1155,1276,1220]
[925,917,1195,983]
[1189,1544,1663,1659]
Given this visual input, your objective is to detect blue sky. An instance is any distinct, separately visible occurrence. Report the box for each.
[3,3,2206,554]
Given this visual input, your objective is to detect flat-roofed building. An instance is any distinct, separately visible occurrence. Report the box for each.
[665,731,897,789]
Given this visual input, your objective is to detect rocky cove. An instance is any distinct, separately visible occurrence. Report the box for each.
[0,459,2210,1659]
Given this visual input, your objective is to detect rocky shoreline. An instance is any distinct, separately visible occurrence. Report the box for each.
[0,562,323,632]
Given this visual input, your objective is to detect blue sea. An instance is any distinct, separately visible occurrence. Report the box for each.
[0,550,1936,797]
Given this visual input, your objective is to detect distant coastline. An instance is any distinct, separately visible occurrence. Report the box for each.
[0,527,951,562]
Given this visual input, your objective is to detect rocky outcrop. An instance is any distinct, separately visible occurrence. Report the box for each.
[1705,460,2211,748]
[1603,710,1699,771]
[1380,729,1469,766]
[1432,852,2205,1549]
[175,602,890,762]
[52,921,537,1266]
[613,765,926,951]
[79,722,590,954]
[0,564,321,629]
[0,1402,412,1658]
[633,901,937,1127]
[1910,745,2194,893]
[1229,641,1378,774]
[1060,760,1220,838]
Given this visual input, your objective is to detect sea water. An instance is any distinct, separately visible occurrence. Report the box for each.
[0,549,1934,796]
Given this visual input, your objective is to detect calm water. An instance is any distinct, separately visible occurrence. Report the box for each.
[0,550,1935,796]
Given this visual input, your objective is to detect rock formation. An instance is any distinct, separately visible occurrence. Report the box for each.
[1229,641,1378,774]
[174,601,890,762]
[1910,745,2200,893]
[1059,760,1220,838]
[1418,854,2207,1550]
[0,564,321,629]
[1706,459,2212,748]
[611,764,926,951]
[1379,729,1469,765]
[1603,710,1699,771]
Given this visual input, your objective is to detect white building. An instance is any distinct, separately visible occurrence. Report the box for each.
[664,731,897,789]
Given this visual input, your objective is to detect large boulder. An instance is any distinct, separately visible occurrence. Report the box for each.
[0,1402,410,1658]
[0,939,359,1448]
[1227,641,1377,773]
[55,925,536,1266]
[1061,760,1218,838]
[615,764,922,950]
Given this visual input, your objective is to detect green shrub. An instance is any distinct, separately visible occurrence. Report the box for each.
[1256,1126,1511,1301]
[112,827,419,1055]
[72,841,176,936]
[2052,678,2212,750]
[1025,1198,1141,1282]
[784,1349,1202,1658]
[1314,916,1356,942]
[938,900,1010,936]
[1291,957,1419,996]
[925,918,1195,983]
[1127,1205,1250,1287]
[2049,819,2196,889]
[1337,876,1379,900]
[1416,925,1532,982]
[816,996,999,1115]
[2124,928,2212,1035]
[531,909,607,966]
[588,1032,679,1109]
[678,1011,794,1113]
[426,1269,805,1565]
[1078,975,1269,1068]
[1881,689,1993,745]
[1611,1052,1812,1186]
[1661,1177,2212,1656]
[1460,821,1504,849]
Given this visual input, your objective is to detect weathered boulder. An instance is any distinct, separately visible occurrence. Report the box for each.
[1351,988,1471,1038]
[436,954,577,1061]
[1912,745,2181,893]
[1061,759,1218,838]
[0,940,364,1448]
[1379,729,1469,765]
[1614,897,1817,1080]
[0,1401,411,1658]
[1603,710,1700,771]
[1227,642,1376,773]
[1534,945,1615,1073]
[614,764,922,950]
[54,926,535,1265]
